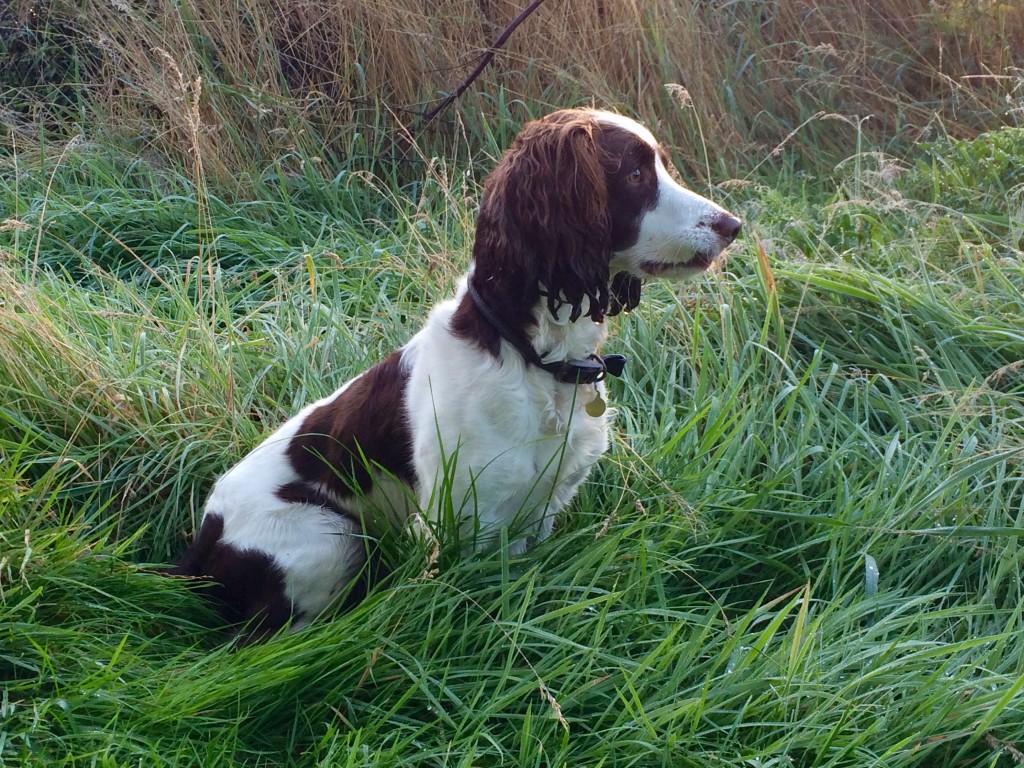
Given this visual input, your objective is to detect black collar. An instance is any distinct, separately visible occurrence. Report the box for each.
[466,279,627,385]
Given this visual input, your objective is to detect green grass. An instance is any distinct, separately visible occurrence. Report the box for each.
[2,124,1024,766]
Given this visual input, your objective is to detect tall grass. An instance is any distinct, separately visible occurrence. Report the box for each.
[3,0,1023,182]
[3,1,1024,764]
[2,116,1024,763]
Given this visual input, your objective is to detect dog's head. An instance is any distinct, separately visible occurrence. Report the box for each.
[472,109,741,322]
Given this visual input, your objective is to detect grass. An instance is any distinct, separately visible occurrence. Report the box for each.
[2,122,1024,766]
[3,1,1024,761]
[4,0,1023,182]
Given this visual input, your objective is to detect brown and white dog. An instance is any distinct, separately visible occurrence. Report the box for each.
[172,109,742,640]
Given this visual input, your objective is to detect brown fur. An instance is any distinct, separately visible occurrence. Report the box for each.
[284,351,414,499]
[472,110,613,324]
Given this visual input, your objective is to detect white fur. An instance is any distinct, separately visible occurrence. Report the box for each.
[405,275,611,552]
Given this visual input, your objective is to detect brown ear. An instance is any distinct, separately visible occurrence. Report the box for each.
[608,272,642,316]
[472,112,612,322]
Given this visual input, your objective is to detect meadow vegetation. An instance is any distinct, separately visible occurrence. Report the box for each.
[2,0,1024,765]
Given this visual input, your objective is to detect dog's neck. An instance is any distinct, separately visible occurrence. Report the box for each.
[529,290,608,365]
[458,274,625,387]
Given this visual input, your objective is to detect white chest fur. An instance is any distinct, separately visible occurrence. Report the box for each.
[404,284,611,551]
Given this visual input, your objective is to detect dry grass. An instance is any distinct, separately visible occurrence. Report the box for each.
[3,0,1022,183]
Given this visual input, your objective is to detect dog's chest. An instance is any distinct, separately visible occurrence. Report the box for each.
[403,293,614,541]
[540,380,603,437]
[526,376,610,475]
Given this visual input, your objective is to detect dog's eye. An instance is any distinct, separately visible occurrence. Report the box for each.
[629,167,643,182]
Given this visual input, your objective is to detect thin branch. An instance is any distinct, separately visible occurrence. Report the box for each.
[418,0,552,127]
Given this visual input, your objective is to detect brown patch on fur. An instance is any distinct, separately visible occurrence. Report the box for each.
[468,110,613,328]
[169,513,293,643]
[285,351,414,498]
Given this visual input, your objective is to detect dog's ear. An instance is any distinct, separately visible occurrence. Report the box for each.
[607,272,642,316]
[473,113,612,322]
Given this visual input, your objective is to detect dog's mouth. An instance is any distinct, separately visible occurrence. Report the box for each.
[640,250,717,276]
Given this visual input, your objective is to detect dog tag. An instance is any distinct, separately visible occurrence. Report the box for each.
[585,392,606,417]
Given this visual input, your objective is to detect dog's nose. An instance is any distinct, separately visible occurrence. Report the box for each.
[711,214,742,244]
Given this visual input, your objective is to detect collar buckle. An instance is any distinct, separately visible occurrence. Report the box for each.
[541,353,627,385]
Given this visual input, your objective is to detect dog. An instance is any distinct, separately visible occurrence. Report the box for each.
[172,108,742,641]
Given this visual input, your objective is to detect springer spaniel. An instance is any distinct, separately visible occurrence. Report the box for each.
[172,109,742,640]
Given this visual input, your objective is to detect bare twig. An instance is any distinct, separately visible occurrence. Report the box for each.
[418,0,551,127]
